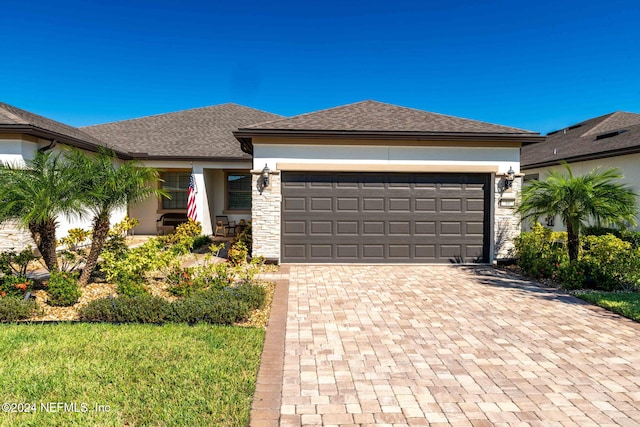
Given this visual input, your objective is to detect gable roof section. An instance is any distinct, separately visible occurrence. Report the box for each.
[0,102,120,154]
[521,111,640,168]
[235,101,543,153]
[83,103,282,160]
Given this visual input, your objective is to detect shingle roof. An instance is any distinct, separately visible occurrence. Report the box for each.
[0,102,111,152]
[240,100,538,135]
[521,111,640,168]
[82,103,282,160]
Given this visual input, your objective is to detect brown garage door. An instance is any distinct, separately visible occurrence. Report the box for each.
[281,172,491,263]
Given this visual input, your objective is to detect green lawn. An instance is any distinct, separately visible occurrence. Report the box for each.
[0,323,264,427]
[575,291,640,322]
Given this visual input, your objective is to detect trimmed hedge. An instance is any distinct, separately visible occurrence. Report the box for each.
[0,296,40,322]
[79,283,266,324]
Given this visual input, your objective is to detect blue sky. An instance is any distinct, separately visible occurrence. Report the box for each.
[2,0,640,134]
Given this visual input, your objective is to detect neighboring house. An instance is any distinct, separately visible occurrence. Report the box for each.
[234,100,542,264]
[0,102,129,251]
[521,111,640,231]
[0,100,543,263]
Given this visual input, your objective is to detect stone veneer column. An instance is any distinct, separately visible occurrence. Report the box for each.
[0,220,35,252]
[493,175,522,260]
[251,172,281,262]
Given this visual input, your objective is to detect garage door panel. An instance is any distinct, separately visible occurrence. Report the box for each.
[415,198,436,212]
[363,245,385,259]
[363,221,385,235]
[337,197,359,211]
[284,220,306,235]
[441,198,462,212]
[389,198,411,211]
[363,198,385,211]
[283,244,306,259]
[440,222,462,235]
[466,199,485,212]
[466,222,484,235]
[284,197,306,211]
[337,245,358,258]
[311,245,332,258]
[281,172,489,263]
[310,198,332,211]
[389,245,411,258]
[415,221,437,235]
[389,221,411,235]
[310,221,332,235]
[336,221,358,235]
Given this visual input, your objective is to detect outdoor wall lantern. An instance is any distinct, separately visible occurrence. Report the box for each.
[257,164,271,194]
[504,166,515,189]
[261,164,270,188]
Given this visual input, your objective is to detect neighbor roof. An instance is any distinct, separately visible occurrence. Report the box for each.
[83,103,282,160]
[0,102,121,154]
[235,100,542,153]
[521,111,640,168]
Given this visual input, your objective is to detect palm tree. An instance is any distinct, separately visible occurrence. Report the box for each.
[518,163,638,261]
[67,148,167,286]
[0,151,83,271]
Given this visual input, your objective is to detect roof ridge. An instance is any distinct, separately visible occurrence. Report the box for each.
[81,102,268,128]
[581,111,640,137]
[243,100,375,128]
[0,102,29,124]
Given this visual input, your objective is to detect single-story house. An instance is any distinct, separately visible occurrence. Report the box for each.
[0,100,544,263]
[521,111,640,231]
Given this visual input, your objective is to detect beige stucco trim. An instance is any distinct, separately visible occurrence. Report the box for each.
[254,136,522,148]
[0,133,39,143]
[275,163,499,173]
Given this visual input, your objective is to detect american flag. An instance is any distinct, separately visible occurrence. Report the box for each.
[187,171,197,222]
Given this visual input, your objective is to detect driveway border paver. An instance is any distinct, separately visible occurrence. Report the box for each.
[250,266,290,427]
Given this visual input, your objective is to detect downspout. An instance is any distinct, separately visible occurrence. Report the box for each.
[38,139,58,152]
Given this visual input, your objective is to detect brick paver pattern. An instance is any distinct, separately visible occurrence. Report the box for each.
[279,265,640,426]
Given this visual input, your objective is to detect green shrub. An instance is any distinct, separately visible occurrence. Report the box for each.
[0,248,37,276]
[556,260,587,290]
[514,223,567,278]
[79,295,169,323]
[583,226,640,249]
[0,296,39,322]
[620,230,640,249]
[228,240,249,266]
[580,234,640,291]
[167,289,248,325]
[0,275,33,298]
[100,238,180,289]
[167,262,232,297]
[46,271,81,306]
[236,222,252,254]
[192,234,211,250]
[230,282,266,310]
[157,220,203,254]
[115,275,149,297]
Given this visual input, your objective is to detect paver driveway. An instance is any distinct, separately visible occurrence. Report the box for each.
[251,265,640,426]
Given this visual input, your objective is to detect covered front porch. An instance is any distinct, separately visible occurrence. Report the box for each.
[128,161,253,237]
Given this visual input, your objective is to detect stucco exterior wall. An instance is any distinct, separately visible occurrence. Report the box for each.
[251,141,523,263]
[522,153,640,232]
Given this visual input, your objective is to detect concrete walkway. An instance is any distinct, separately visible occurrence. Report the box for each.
[251,265,640,426]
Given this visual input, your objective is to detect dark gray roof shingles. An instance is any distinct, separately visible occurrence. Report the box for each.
[82,103,282,159]
[241,100,538,135]
[521,111,640,168]
[0,102,108,148]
